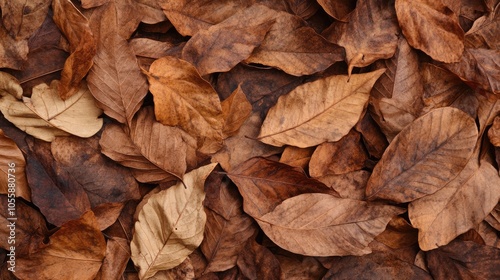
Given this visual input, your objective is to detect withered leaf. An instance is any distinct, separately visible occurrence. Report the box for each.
[366,107,478,203]
[285,0,320,20]
[221,85,252,138]
[317,0,356,21]
[15,211,106,280]
[52,0,97,99]
[276,254,327,280]
[489,116,500,146]
[279,145,315,170]
[257,193,404,256]
[131,163,216,279]
[236,240,282,280]
[0,72,23,99]
[144,56,223,154]
[87,1,148,125]
[96,237,130,280]
[0,0,51,40]
[317,170,370,200]
[0,25,29,69]
[395,0,465,63]
[0,129,30,201]
[258,69,385,148]
[182,4,275,76]
[464,5,499,49]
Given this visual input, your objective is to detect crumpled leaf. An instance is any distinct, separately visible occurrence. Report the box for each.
[144,56,223,154]
[0,0,51,40]
[131,163,217,279]
[256,193,404,256]
[0,72,23,99]
[0,80,103,142]
[464,4,499,49]
[366,107,478,203]
[52,0,97,99]
[0,129,30,201]
[258,69,385,148]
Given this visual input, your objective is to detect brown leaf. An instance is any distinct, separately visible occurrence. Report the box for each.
[87,1,148,125]
[52,0,96,99]
[374,216,418,249]
[0,25,29,69]
[92,203,124,231]
[323,0,399,71]
[317,0,356,21]
[236,240,282,280]
[366,107,478,203]
[0,129,30,201]
[464,5,499,49]
[246,10,344,76]
[96,237,130,280]
[228,157,339,218]
[276,253,327,280]
[426,240,500,280]
[395,0,464,63]
[316,170,370,200]
[0,72,23,99]
[355,113,388,159]
[309,130,368,177]
[130,38,175,60]
[279,146,315,170]
[258,69,385,148]
[478,221,500,249]
[100,107,197,183]
[144,56,223,154]
[221,85,252,138]
[285,0,320,20]
[409,160,500,250]
[15,211,106,280]
[0,0,51,40]
[257,193,404,256]
[485,203,500,231]
[489,116,500,146]
[182,4,275,76]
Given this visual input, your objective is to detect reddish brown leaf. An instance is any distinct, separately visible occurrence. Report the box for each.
[276,253,327,280]
[488,116,500,146]
[221,85,252,138]
[279,146,315,170]
[317,0,356,20]
[236,240,281,280]
[285,0,320,20]
[95,237,130,280]
[0,0,51,40]
[317,170,370,200]
[0,25,28,69]
[464,5,499,49]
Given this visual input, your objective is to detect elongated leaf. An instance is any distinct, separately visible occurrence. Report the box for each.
[131,163,217,279]
[0,129,30,200]
[256,193,403,256]
[366,107,478,203]
[258,69,385,148]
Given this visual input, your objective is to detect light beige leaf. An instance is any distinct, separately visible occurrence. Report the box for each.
[0,71,22,99]
[256,193,403,256]
[0,80,103,142]
[131,163,217,279]
[258,69,385,148]
[0,129,30,201]
[366,107,478,203]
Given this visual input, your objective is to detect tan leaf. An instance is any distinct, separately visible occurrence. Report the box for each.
[0,129,30,201]
[258,69,385,148]
[52,0,97,99]
[15,211,107,280]
[0,25,28,69]
[491,117,500,146]
[144,56,223,154]
[0,80,103,142]
[182,4,275,76]
[409,160,500,251]
[0,0,51,40]
[322,0,399,70]
[0,72,23,99]
[246,10,344,76]
[130,38,174,60]
[131,163,217,279]
[97,237,130,280]
[100,107,197,183]
[464,5,499,49]
[395,0,464,63]
[256,193,404,256]
[279,146,315,170]
[221,85,252,138]
[87,1,148,125]
[316,170,370,200]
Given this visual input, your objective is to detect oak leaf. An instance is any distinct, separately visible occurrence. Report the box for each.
[258,69,385,148]
[131,163,217,279]
[144,56,223,154]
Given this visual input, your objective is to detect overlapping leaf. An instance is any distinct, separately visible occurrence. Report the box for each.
[0,129,30,200]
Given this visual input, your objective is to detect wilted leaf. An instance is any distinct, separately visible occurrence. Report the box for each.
[52,0,97,99]
[100,107,197,183]
[366,107,478,203]
[395,0,464,63]
[279,145,315,170]
[97,237,131,280]
[15,211,106,280]
[355,113,388,158]
[374,216,418,249]
[246,10,344,76]
[236,240,282,280]
[488,116,500,146]
[0,80,103,142]
[258,69,385,148]
[87,1,148,125]
[317,0,355,20]
[0,0,51,40]
[317,170,370,200]
[0,129,30,200]
[257,193,404,256]
[0,25,29,69]
[285,0,320,19]
[131,163,217,279]
[0,72,23,99]
[182,4,275,76]
[464,5,499,49]
[220,85,252,138]
[144,56,223,154]
[276,253,327,280]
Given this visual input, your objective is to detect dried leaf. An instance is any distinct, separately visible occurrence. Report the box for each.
[131,163,217,279]
[144,56,223,154]
[464,5,499,49]
[221,85,252,138]
[0,129,30,201]
[15,211,106,280]
[0,72,23,99]
[97,237,130,280]
[52,0,97,99]
[395,0,465,63]
[258,69,385,148]
[87,1,148,125]
[182,4,275,76]
[236,240,282,280]
[0,0,51,40]
[279,146,315,170]
[0,25,29,69]
[246,10,344,76]
[257,193,404,256]
[489,116,500,146]
[317,170,370,200]
[366,107,478,203]
[317,0,355,20]
[285,0,320,20]
[276,254,327,280]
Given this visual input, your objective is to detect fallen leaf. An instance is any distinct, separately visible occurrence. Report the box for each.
[96,237,130,280]
[489,117,500,146]
[246,10,344,76]
[316,170,370,200]
[221,85,252,138]
[0,129,30,201]
[279,145,315,170]
[464,5,499,49]
[52,0,97,99]
[276,253,327,280]
[366,107,478,203]
[87,1,148,125]
[144,56,223,154]
[374,216,418,249]
[0,25,29,69]
[258,69,385,148]
[236,239,282,280]
[285,0,320,19]
[0,0,51,40]
[0,80,103,142]
[14,211,107,280]
[485,204,500,231]
[0,72,23,99]
[355,113,388,158]
[395,0,464,63]
[182,4,275,76]
[130,38,175,60]
[257,193,404,256]
[317,0,356,20]
[92,203,124,231]
[131,163,217,279]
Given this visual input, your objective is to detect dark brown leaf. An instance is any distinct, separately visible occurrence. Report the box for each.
[236,240,281,280]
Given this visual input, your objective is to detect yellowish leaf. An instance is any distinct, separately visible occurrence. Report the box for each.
[0,71,22,99]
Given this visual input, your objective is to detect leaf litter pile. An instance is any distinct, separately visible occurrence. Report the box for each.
[0,0,499,279]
